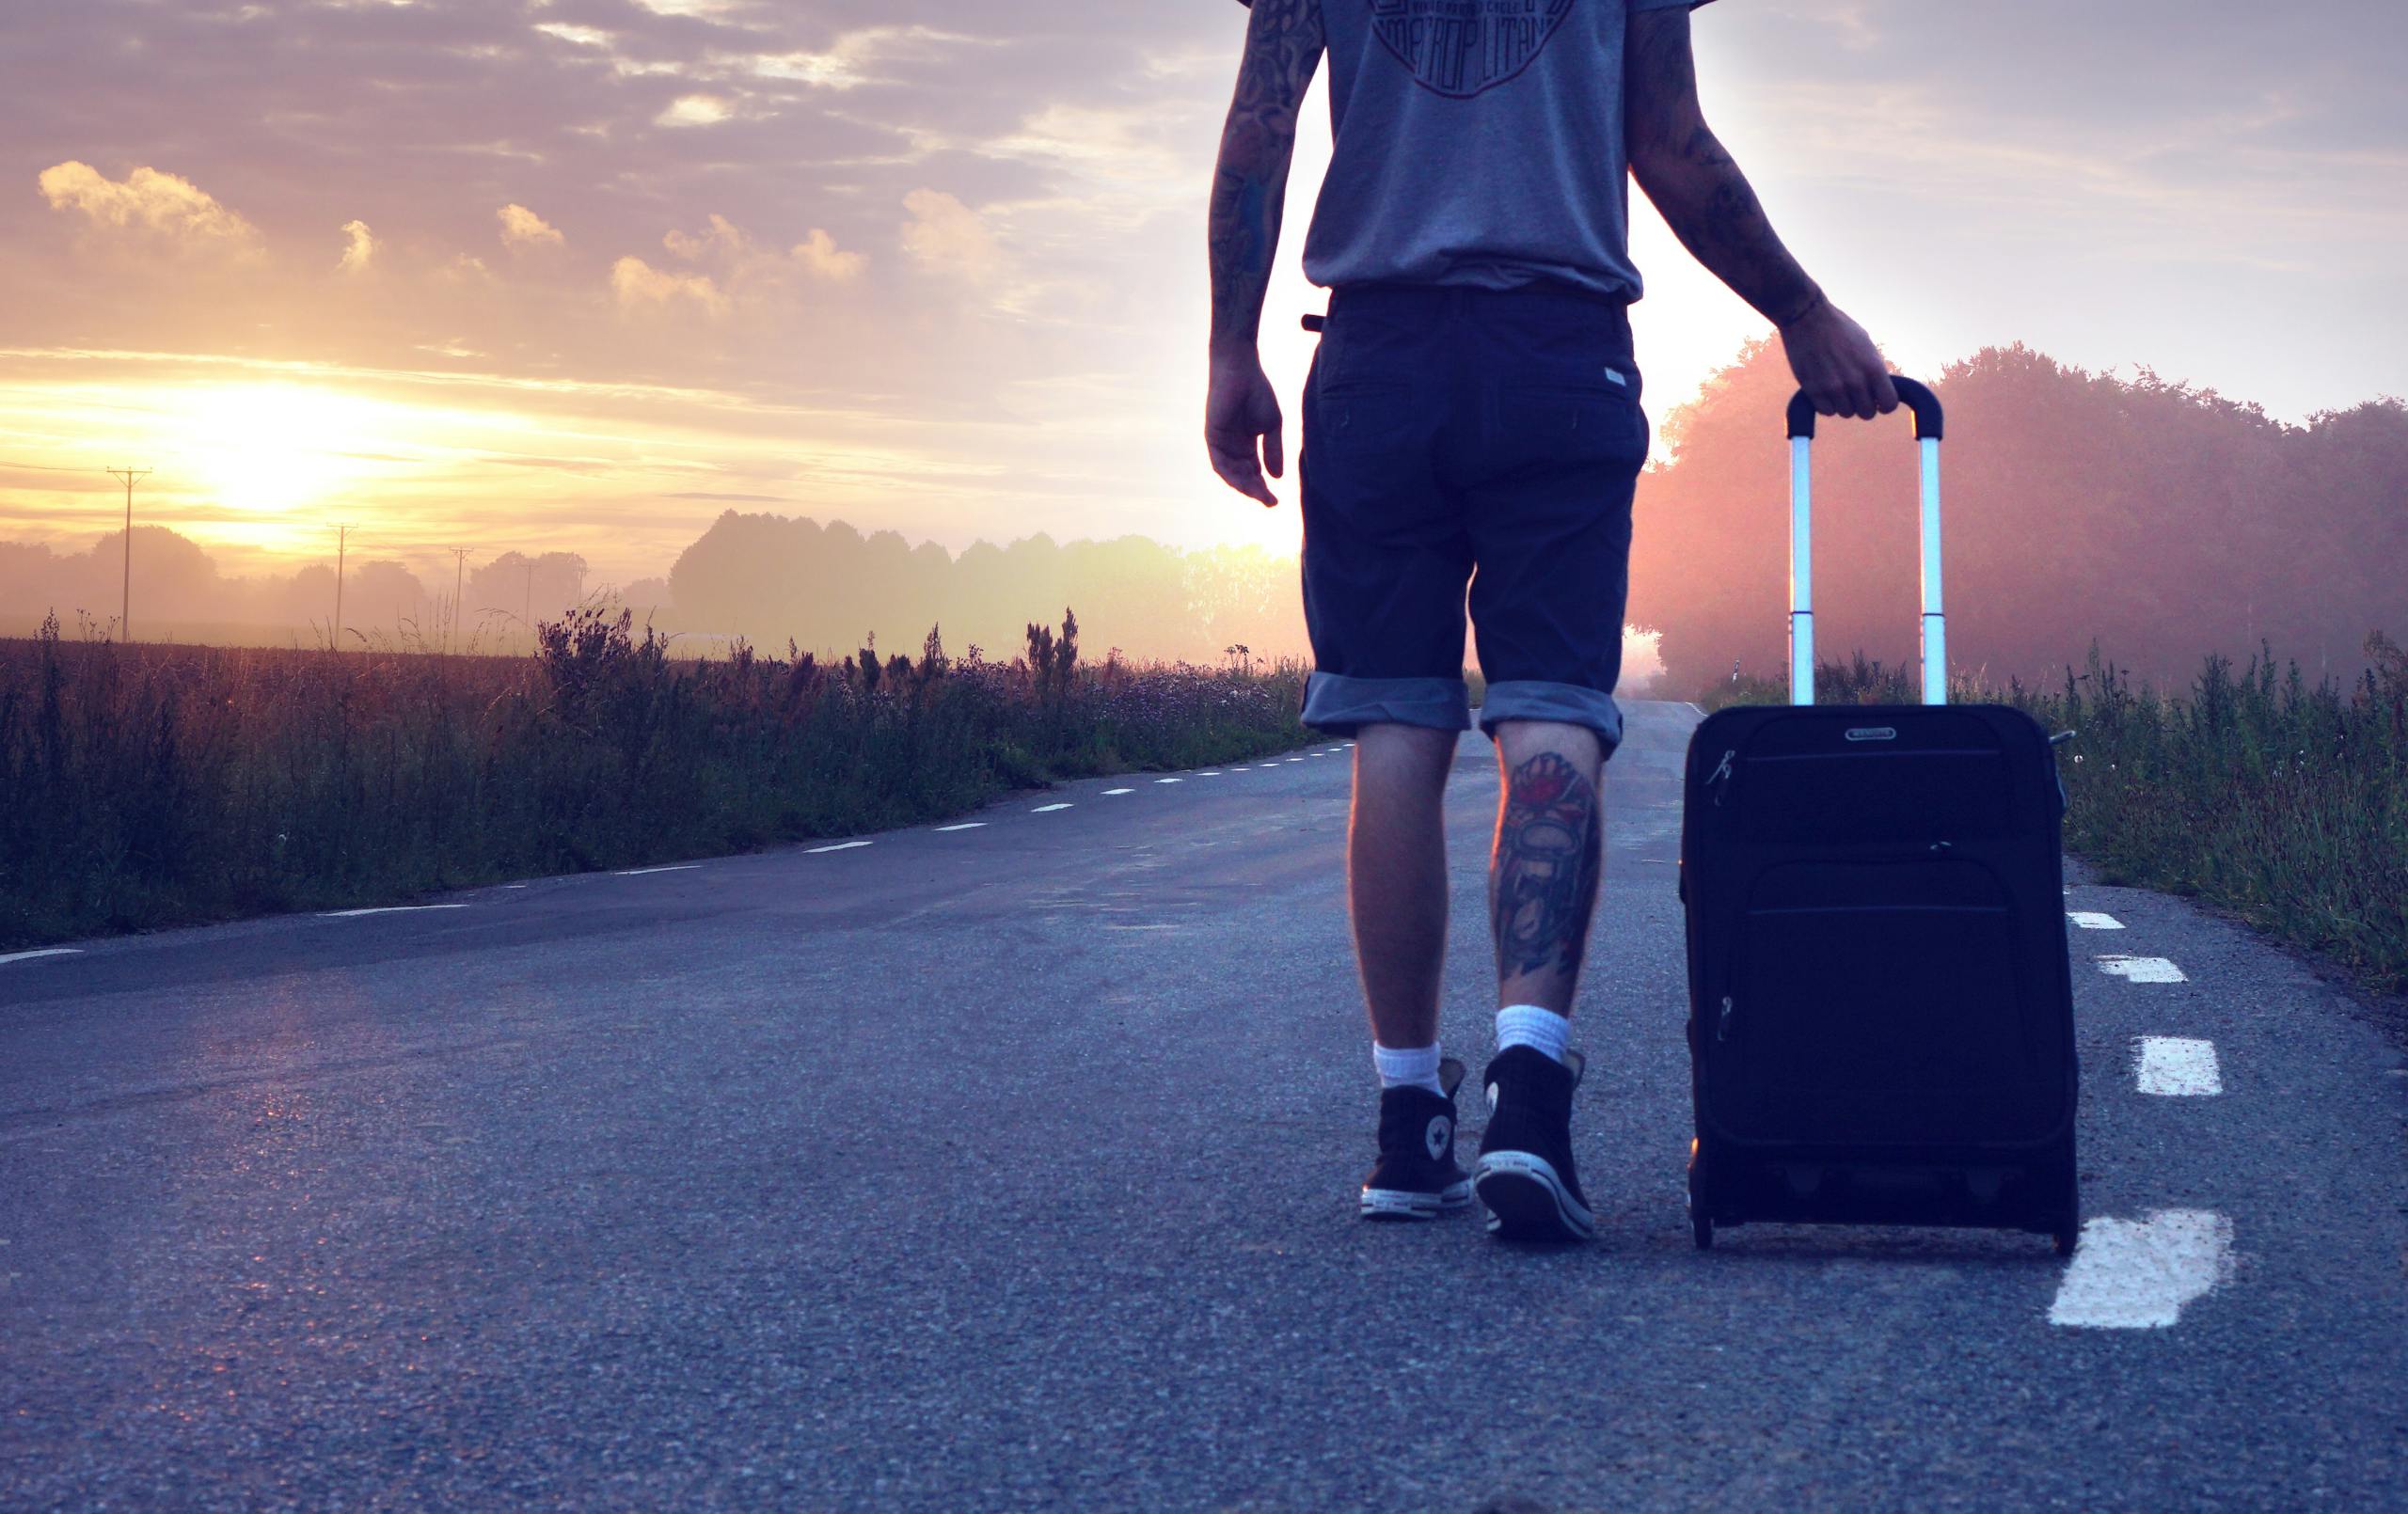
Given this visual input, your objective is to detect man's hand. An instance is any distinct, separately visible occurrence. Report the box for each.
[1779,295,1899,421]
[1207,348,1284,508]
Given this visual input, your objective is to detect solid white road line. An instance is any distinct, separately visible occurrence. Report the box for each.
[2135,1036,2223,1096]
[617,864,700,876]
[807,841,873,854]
[1032,803,1074,812]
[2096,955,2188,984]
[2067,911,2125,930]
[2049,1210,2235,1329]
[933,823,987,832]
[320,905,470,919]
[1102,788,1134,796]
[0,948,83,966]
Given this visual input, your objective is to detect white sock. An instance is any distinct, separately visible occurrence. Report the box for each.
[1372,1041,1445,1096]
[1495,1004,1571,1065]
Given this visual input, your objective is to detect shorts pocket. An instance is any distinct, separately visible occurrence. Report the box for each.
[1311,380,1419,454]
[1496,383,1649,465]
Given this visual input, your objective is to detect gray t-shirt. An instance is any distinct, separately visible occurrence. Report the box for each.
[1301,0,1711,301]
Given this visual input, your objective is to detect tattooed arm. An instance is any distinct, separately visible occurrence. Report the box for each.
[1206,0,1323,507]
[1624,7,1897,420]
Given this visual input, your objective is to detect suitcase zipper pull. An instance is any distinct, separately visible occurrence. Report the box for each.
[1707,748,1736,806]
[1717,994,1735,1042]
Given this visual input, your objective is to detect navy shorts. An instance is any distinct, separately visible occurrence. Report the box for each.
[1298,281,1647,755]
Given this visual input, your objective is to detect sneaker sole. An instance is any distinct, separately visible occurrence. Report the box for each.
[1473,1152,1594,1242]
[1360,1179,1473,1221]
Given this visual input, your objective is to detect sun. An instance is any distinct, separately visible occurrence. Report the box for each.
[169,382,408,525]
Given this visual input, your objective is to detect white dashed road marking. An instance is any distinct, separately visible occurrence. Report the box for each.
[2135,1037,2223,1096]
[1103,788,1134,796]
[321,905,470,919]
[2067,911,2125,930]
[2049,1210,2235,1329]
[2096,955,2188,984]
[934,823,987,832]
[617,864,700,876]
[1155,778,1183,785]
[1032,803,1074,813]
[0,948,83,966]
[807,841,873,854]
[1197,770,1222,776]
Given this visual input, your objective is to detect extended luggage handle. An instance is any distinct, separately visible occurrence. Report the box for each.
[1781,376,1946,707]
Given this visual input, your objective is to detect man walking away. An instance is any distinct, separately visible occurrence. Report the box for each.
[1205,0,1897,1241]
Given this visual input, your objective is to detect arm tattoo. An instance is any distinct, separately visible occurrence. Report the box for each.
[1625,10,1823,326]
[1210,0,1323,350]
[1489,752,1604,982]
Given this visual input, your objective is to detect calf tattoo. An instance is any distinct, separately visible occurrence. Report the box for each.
[1490,752,1604,981]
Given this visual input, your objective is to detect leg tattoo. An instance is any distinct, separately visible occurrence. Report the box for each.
[1489,752,1603,983]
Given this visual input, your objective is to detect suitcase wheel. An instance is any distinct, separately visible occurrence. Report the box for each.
[1691,1210,1714,1251]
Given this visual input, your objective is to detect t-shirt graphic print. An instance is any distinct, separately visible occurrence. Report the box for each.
[1369,0,1576,99]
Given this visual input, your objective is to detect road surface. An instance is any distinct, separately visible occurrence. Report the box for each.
[4,700,2404,1511]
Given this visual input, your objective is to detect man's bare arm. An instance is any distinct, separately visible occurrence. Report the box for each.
[1205,0,1323,505]
[1624,8,1896,418]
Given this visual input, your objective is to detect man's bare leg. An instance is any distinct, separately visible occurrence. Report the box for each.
[1473,718,1606,1241]
[1347,723,1458,1051]
[1488,719,1606,1017]
[1348,722,1475,1220]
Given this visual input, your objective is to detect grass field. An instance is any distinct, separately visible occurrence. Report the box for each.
[0,608,1312,950]
[1701,639,2408,1000]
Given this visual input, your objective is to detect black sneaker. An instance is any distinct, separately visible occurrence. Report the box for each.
[1474,1045,1594,1242]
[1359,1056,1473,1221]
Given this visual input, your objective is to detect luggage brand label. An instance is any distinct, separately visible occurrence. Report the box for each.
[1845,726,1898,742]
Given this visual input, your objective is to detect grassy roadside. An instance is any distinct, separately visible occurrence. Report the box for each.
[0,608,1313,951]
[1698,640,2408,1001]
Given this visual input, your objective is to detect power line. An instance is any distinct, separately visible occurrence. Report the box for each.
[0,458,104,474]
[105,466,151,641]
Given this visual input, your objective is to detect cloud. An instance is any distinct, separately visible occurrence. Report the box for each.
[900,189,1000,281]
[434,253,496,285]
[752,24,990,91]
[657,95,732,128]
[499,203,564,251]
[611,255,730,316]
[648,214,868,300]
[36,161,261,255]
[336,219,376,275]
[663,213,746,263]
[793,228,867,282]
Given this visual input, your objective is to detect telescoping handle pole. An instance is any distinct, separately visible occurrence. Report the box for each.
[1782,378,1947,706]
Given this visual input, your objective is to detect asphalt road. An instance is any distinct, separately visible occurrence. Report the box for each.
[5,700,2404,1512]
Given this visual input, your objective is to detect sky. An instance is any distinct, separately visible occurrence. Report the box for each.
[1,0,2401,592]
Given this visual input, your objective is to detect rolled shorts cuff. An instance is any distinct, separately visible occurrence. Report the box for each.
[1301,672,1472,736]
[1476,680,1625,755]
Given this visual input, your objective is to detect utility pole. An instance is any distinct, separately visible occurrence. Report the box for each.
[447,547,471,654]
[105,466,151,641]
[522,560,535,654]
[333,524,353,652]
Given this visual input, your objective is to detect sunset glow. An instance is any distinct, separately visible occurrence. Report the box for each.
[1,1,2399,608]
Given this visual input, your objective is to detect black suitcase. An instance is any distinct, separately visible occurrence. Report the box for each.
[1678,380,2081,1254]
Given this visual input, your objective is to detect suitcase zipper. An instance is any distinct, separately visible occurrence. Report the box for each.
[1707,748,1736,805]
[1717,994,1735,1042]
